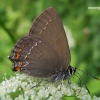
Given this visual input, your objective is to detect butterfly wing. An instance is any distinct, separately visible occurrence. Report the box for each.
[9,7,70,78]
[29,7,71,71]
[9,35,61,77]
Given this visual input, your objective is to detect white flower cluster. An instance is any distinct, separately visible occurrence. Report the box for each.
[0,73,100,100]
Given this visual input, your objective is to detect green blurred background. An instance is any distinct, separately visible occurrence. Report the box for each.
[0,0,100,99]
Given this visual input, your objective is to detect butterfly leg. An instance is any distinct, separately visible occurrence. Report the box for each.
[59,80,64,91]
[68,78,73,93]
[31,79,43,88]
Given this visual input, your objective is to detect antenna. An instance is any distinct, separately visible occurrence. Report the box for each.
[76,68,100,80]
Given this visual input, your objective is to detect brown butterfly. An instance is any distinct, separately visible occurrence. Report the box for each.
[9,7,100,93]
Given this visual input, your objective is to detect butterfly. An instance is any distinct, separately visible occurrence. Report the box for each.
[9,7,100,93]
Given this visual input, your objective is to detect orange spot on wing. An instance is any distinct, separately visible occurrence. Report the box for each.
[19,62,23,67]
[17,44,27,52]
[16,53,21,59]
[15,67,21,71]
[22,44,27,49]
[22,44,25,48]
[18,48,22,52]
[14,62,23,71]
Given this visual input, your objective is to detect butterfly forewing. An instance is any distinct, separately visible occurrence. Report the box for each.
[29,7,70,71]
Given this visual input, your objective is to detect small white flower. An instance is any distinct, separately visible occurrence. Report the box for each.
[54,91,63,99]
[21,82,28,89]
[79,94,91,100]
[48,96,56,100]
[1,95,12,100]
[37,88,49,98]
[48,85,57,95]
[14,95,25,100]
